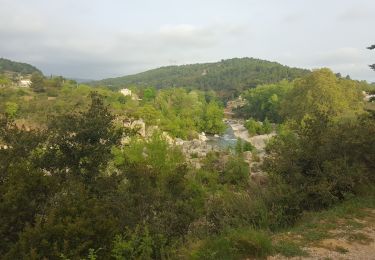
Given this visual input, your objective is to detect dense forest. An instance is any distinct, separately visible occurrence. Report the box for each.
[91,58,310,101]
[0,58,41,75]
[0,57,374,259]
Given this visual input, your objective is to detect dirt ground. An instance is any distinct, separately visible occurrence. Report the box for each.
[269,210,375,260]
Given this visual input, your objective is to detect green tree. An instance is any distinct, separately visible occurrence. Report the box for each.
[280,69,364,122]
[204,101,226,134]
[238,80,293,123]
[143,86,156,101]
[30,72,45,92]
[0,93,123,259]
[42,92,122,183]
[4,102,18,119]
[112,225,153,260]
[265,114,374,210]
[0,118,52,256]
[0,74,11,87]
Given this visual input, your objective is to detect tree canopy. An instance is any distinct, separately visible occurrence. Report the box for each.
[0,58,41,75]
[91,57,310,101]
[280,68,364,122]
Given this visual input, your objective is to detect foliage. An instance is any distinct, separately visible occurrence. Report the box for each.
[280,69,364,122]
[188,228,272,260]
[235,138,254,154]
[91,57,310,101]
[4,102,18,119]
[0,63,374,260]
[204,101,226,134]
[201,151,249,187]
[244,118,272,136]
[0,74,11,87]
[42,92,122,183]
[30,72,46,93]
[258,69,374,224]
[0,81,225,139]
[0,58,41,75]
[237,80,293,122]
[142,86,157,101]
[0,93,122,259]
[112,225,153,259]
[153,88,225,137]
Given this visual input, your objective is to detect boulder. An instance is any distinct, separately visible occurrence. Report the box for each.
[198,132,208,142]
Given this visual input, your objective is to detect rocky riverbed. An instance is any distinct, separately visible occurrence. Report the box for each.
[225,119,275,152]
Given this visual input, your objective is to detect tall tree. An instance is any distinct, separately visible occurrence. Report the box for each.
[368,44,375,71]
[30,72,45,92]
[280,69,364,122]
[42,92,122,184]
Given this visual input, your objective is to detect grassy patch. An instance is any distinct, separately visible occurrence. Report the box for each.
[347,232,374,244]
[189,228,273,260]
[273,240,308,257]
[303,230,331,243]
[273,194,375,248]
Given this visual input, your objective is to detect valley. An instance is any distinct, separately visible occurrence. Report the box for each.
[0,57,374,259]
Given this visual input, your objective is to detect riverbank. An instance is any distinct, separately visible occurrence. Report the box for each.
[225,119,275,152]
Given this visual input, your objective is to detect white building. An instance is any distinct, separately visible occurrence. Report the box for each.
[120,88,132,96]
[19,79,31,87]
[363,91,375,102]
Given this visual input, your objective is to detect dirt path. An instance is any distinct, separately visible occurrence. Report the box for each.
[269,209,375,260]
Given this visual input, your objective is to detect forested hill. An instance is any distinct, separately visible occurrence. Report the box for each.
[0,58,42,75]
[91,57,310,100]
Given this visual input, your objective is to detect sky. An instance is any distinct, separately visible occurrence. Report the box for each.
[0,0,374,81]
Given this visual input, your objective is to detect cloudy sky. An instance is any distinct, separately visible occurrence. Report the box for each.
[0,0,374,81]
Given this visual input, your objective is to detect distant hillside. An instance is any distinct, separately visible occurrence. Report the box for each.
[0,58,42,75]
[91,57,310,100]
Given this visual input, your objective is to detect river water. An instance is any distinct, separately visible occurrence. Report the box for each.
[206,122,238,150]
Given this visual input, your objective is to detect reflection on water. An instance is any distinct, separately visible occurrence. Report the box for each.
[207,123,237,150]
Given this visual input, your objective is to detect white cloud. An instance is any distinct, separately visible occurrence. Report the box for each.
[0,0,373,82]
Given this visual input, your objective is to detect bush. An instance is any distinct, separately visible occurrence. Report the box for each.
[204,190,272,234]
[112,225,154,260]
[264,114,375,212]
[245,118,272,136]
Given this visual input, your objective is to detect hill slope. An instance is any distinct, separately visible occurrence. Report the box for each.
[91,57,310,100]
[0,58,42,75]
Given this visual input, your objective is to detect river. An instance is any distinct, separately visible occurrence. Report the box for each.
[207,119,275,153]
[206,121,238,150]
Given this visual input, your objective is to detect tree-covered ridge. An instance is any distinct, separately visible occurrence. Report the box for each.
[0,58,42,75]
[91,57,310,100]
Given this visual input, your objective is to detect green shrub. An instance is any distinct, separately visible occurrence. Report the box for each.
[112,225,154,260]
[204,190,272,234]
[245,118,272,136]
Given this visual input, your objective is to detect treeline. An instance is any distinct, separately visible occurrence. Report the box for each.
[91,57,310,101]
[0,77,225,138]
[0,58,41,75]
